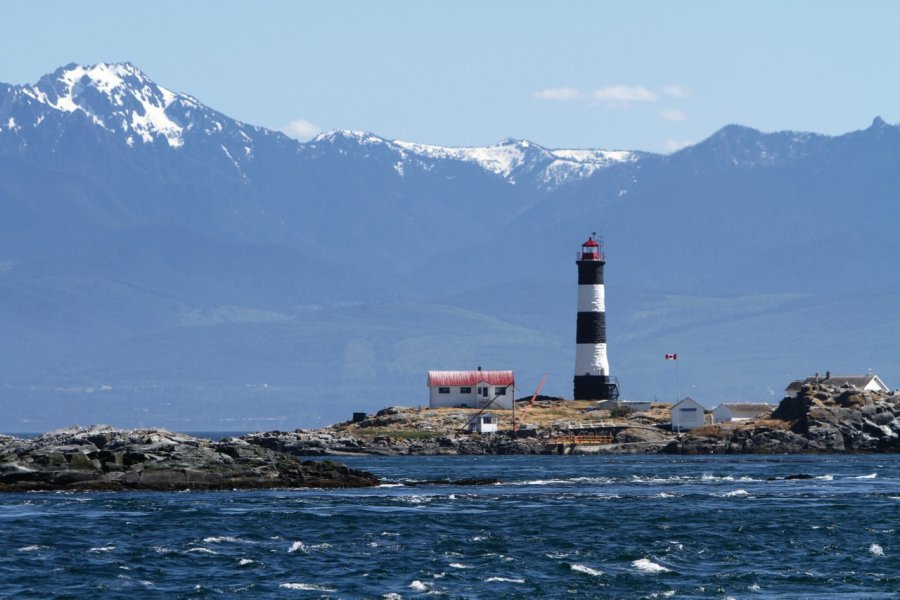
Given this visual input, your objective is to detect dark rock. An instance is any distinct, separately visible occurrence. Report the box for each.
[0,426,379,492]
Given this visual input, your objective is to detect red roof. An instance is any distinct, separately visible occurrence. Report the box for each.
[582,238,599,247]
[428,370,515,387]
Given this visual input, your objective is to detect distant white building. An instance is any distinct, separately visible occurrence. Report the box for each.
[671,397,706,432]
[427,369,515,409]
[785,374,889,398]
[712,403,775,424]
[466,413,498,434]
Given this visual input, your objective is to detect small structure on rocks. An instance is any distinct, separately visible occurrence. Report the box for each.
[467,413,498,434]
[712,402,775,424]
[427,368,515,409]
[670,397,706,432]
[785,373,888,397]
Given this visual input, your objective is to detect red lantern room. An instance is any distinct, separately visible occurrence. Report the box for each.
[580,235,602,260]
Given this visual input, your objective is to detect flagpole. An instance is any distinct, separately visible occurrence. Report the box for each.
[675,359,680,403]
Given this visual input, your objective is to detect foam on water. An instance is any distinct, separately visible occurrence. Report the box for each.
[633,558,671,573]
[409,580,429,591]
[287,541,308,553]
[722,489,750,497]
[854,473,878,479]
[203,536,252,544]
[238,558,253,565]
[485,576,525,583]
[570,564,603,576]
[869,544,885,556]
[18,545,46,552]
[185,547,217,554]
[279,583,336,591]
[88,546,115,552]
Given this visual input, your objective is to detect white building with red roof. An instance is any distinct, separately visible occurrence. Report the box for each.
[427,368,515,409]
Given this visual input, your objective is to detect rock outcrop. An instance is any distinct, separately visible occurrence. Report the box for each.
[0,426,379,491]
[663,385,900,454]
[241,429,553,456]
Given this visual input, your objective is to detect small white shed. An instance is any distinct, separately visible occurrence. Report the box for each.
[712,403,774,424]
[467,413,498,434]
[671,397,706,432]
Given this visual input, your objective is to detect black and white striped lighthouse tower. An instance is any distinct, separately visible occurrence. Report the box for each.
[574,234,619,400]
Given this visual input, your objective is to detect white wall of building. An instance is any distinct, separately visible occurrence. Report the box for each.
[429,383,514,409]
[671,397,706,431]
[712,404,774,423]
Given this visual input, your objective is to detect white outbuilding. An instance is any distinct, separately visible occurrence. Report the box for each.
[712,403,775,424]
[427,369,515,409]
[466,413,499,434]
[670,397,706,432]
[785,373,889,397]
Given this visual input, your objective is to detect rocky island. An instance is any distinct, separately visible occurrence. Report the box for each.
[238,384,900,457]
[0,426,379,492]
[4,383,897,492]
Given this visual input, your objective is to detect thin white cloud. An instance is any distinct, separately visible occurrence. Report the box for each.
[592,85,658,108]
[533,87,584,101]
[660,108,688,121]
[664,139,695,153]
[282,119,322,140]
[663,84,692,98]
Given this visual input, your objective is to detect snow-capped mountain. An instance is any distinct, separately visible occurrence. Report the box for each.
[2,62,900,431]
[0,63,641,189]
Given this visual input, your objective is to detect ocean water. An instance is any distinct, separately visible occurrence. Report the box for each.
[1,454,898,598]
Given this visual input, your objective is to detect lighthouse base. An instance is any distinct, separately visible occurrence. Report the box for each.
[573,375,620,401]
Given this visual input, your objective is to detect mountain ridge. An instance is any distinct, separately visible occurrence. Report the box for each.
[1,62,899,431]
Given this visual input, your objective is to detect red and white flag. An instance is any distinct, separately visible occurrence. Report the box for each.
[665,353,678,360]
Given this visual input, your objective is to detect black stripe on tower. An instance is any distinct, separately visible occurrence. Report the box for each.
[577,261,605,285]
[574,375,617,401]
[575,312,606,343]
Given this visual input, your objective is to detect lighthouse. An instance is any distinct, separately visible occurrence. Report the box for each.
[574,234,619,400]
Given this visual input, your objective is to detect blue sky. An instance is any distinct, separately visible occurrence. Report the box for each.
[2,1,898,152]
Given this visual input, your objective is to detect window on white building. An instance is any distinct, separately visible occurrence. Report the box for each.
[438,387,450,394]
[460,387,472,394]
[494,387,506,395]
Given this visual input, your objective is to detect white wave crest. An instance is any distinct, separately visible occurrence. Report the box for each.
[723,489,749,497]
[570,563,603,577]
[203,535,252,544]
[186,547,217,554]
[485,576,525,583]
[383,594,403,600]
[409,580,429,591]
[869,543,885,556]
[279,583,336,591]
[449,562,471,569]
[633,558,671,573]
[854,473,878,479]
[288,541,308,553]
[18,545,46,552]
[816,474,834,481]
[88,546,116,553]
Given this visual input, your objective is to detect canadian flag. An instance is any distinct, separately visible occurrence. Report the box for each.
[665,353,678,360]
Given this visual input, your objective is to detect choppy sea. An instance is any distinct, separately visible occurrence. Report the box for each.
[1,453,898,598]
